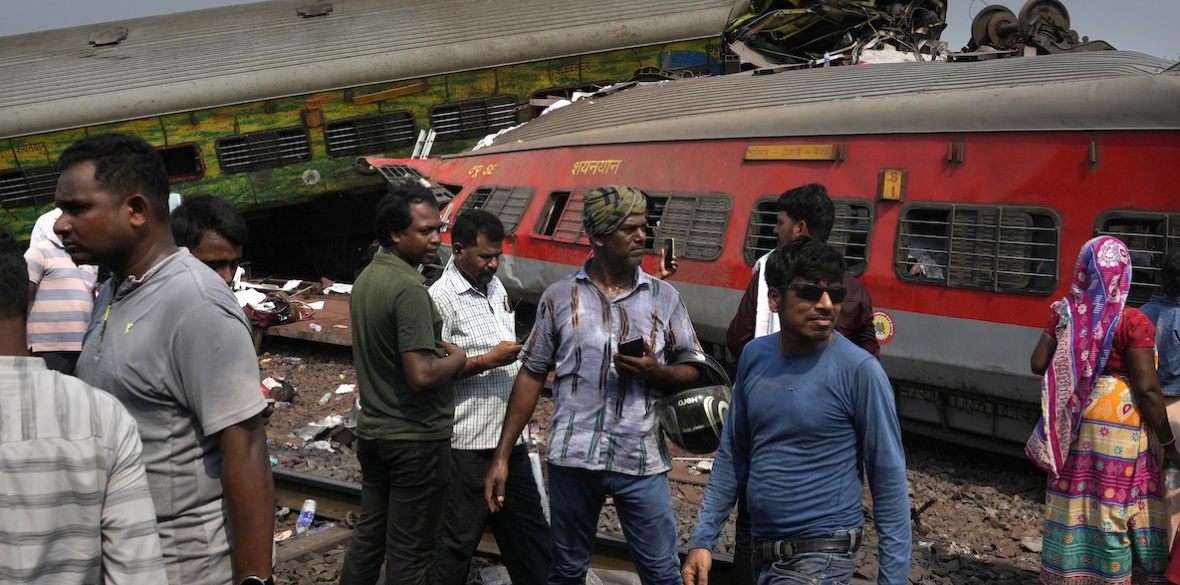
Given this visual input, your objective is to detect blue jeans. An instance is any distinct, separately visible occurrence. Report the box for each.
[753,551,858,585]
[547,465,681,585]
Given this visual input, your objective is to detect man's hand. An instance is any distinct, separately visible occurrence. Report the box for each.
[614,339,660,381]
[484,455,510,513]
[260,399,275,426]
[484,341,524,369]
[657,248,679,280]
[682,548,713,585]
[442,340,463,356]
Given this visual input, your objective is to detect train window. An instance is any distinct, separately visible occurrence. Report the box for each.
[430,96,518,140]
[646,191,732,261]
[156,144,204,183]
[742,197,873,276]
[373,164,461,204]
[323,111,416,157]
[534,190,590,245]
[216,127,312,173]
[0,165,58,209]
[896,204,1058,295]
[1096,211,1180,306]
[459,185,535,234]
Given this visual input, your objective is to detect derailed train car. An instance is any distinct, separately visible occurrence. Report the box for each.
[0,0,741,274]
[366,51,1180,452]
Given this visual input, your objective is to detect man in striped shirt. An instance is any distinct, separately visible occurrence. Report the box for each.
[25,223,97,375]
[485,185,702,584]
[0,226,166,585]
[429,209,551,585]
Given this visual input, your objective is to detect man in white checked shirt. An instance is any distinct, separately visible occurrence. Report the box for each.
[428,209,551,585]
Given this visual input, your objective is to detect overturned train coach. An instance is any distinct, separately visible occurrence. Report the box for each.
[367,51,1180,453]
[0,0,741,276]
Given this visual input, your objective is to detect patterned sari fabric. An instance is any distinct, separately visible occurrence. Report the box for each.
[1028,237,1168,584]
[1028,236,1132,476]
[1041,375,1169,584]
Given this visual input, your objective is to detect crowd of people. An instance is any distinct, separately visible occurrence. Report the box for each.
[4,130,1180,585]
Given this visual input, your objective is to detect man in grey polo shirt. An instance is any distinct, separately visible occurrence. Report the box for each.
[55,133,275,585]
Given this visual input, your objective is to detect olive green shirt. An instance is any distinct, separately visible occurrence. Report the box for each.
[351,252,453,441]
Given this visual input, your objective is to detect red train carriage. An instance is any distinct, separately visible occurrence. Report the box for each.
[367,51,1180,452]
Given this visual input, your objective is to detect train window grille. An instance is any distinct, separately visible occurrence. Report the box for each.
[646,192,732,261]
[216,128,311,173]
[0,165,58,209]
[324,111,416,157]
[460,185,535,234]
[535,190,590,246]
[896,204,1058,294]
[373,164,458,203]
[1096,211,1180,307]
[157,144,204,183]
[430,96,518,140]
[743,197,873,276]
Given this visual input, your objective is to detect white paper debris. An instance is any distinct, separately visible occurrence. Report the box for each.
[335,384,355,394]
[324,283,353,295]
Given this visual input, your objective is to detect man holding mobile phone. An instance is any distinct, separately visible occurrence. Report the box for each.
[485,185,702,584]
[428,210,550,585]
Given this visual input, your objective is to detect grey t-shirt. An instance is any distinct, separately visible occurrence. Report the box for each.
[77,249,265,585]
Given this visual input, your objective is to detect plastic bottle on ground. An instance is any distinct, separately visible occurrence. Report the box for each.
[295,499,316,535]
[1166,465,1180,490]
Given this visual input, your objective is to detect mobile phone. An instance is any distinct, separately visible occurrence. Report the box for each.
[662,238,675,272]
[618,336,645,358]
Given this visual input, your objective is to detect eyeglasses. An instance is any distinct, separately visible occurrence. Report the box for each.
[782,283,847,303]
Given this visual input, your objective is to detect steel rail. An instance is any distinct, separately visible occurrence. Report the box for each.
[273,468,735,583]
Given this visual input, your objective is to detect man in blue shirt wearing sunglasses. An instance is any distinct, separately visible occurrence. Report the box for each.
[683,238,910,585]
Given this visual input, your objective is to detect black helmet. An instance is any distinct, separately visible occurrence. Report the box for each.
[656,348,733,454]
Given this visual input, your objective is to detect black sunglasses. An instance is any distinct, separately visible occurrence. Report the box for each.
[782,283,847,303]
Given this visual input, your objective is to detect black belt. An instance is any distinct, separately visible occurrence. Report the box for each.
[753,529,862,563]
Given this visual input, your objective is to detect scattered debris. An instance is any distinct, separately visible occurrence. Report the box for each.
[334,384,355,394]
[1020,536,1043,553]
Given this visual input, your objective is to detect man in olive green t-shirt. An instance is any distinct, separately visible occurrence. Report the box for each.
[340,180,467,585]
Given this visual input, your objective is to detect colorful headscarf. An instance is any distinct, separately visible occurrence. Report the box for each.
[582,185,647,237]
[1026,236,1132,476]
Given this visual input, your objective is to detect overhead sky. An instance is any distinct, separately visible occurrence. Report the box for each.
[1,0,1177,60]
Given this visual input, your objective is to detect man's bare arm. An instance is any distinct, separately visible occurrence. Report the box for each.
[485,367,545,512]
[219,414,274,582]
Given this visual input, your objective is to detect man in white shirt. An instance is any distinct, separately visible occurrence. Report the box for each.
[428,209,551,585]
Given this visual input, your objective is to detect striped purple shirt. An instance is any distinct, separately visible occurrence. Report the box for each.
[25,241,97,352]
[520,262,700,476]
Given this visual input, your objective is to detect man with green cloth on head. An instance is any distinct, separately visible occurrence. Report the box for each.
[485,185,702,585]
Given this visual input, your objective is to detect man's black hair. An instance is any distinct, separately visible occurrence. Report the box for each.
[171,194,249,248]
[1163,248,1180,297]
[777,183,835,243]
[57,133,171,221]
[764,236,845,290]
[451,209,505,249]
[373,179,440,249]
[0,226,27,319]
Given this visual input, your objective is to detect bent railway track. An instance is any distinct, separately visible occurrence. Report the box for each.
[273,468,737,584]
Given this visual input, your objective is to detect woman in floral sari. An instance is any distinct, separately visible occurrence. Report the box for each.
[1027,235,1180,585]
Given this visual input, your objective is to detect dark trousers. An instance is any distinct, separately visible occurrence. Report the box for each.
[431,444,551,585]
[33,351,79,376]
[735,489,754,585]
[340,438,451,585]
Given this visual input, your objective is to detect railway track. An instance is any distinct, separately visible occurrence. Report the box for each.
[272,468,737,584]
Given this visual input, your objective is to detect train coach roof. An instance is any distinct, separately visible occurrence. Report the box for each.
[0,0,744,139]
[465,51,1180,155]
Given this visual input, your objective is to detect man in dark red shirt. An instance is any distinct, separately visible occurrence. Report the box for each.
[727,183,878,358]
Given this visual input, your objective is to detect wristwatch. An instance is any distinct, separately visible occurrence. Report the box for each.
[239,577,274,585]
